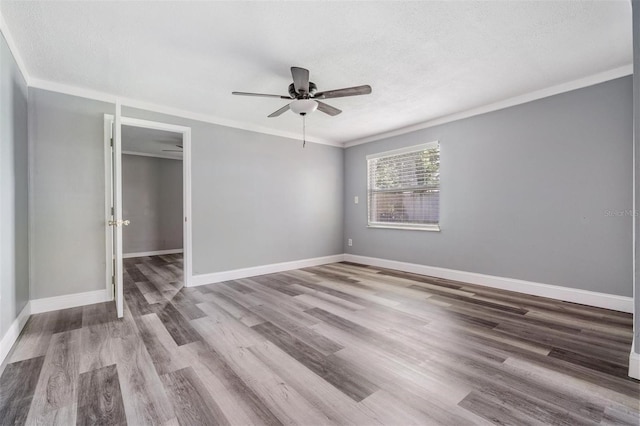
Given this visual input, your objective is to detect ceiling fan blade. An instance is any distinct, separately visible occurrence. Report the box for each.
[314,85,372,99]
[268,103,291,118]
[232,91,291,99]
[291,67,310,95]
[316,101,342,116]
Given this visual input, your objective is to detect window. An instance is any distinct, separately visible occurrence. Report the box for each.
[367,141,440,231]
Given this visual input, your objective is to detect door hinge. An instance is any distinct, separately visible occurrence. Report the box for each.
[110,138,113,147]
[111,206,114,215]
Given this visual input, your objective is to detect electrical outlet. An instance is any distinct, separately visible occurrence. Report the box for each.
[354,196,359,204]
[348,238,353,247]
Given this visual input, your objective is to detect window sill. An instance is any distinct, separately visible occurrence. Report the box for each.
[367,223,441,232]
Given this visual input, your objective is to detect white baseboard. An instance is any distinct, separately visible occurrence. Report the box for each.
[123,249,183,259]
[192,252,632,312]
[30,289,112,314]
[344,254,634,313]
[0,302,31,365]
[190,254,346,287]
[630,339,640,380]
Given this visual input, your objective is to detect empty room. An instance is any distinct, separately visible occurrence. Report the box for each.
[0,1,639,425]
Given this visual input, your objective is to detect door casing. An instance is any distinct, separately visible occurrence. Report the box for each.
[104,114,193,316]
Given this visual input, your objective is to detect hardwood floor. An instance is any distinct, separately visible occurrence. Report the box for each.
[1,254,638,425]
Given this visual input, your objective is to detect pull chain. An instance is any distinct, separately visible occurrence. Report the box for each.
[302,115,306,148]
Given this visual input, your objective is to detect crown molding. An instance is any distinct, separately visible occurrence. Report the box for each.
[343,64,634,148]
[0,9,31,85]
[28,78,341,147]
[35,64,632,151]
[2,7,632,151]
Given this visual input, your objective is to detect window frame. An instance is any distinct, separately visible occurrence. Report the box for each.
[366,141,440,232]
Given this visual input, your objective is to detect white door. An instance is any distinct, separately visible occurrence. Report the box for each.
[110,102,126,318]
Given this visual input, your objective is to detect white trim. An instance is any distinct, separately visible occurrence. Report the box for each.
[344,65,634,148]
[30,65,632,150]
[29,78,338,147]
[103,116,113,301]
[367,223,441,232]
[27,48,36,320]
[30,290,111,315]
[123,249,183,259]
[119,116,191,134]
[0,10,31,85]
[30,79,115,104]
[105,115,194,294]
[631,0,638,384]
[629,342,640,380]
[0,303,31,365]
[19,69,634,151]
[114,101,124,318]
[183,127,193,287]
[343,254,634,313]
[118,117,192,288]
[191,254,346,287]
[366,141,439,160]
[2,7,631,153]
[122,150,182,161]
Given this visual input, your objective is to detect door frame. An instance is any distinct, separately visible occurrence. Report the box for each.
[103,115,193,302]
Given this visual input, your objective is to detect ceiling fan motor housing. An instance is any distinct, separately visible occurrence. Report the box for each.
[288,82,317,98]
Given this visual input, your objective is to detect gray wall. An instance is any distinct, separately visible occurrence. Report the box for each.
[0,33,29,340]
[122,154,183,254]
[632,0,639,354]
[28,89,113,299]
[27,89,343,299]
[344,77,633,297]
[122,107,344,274]
[26,74,632,301]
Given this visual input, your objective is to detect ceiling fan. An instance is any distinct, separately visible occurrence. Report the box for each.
[233,67,371,147]
[162,144,183,152]
[232,66,371,118]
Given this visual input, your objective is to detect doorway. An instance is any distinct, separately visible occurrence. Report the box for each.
[104,114,192,317]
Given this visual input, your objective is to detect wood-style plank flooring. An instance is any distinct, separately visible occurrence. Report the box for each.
[1,254,638,425]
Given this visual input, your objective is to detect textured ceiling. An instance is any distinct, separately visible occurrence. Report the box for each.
[0,1,632,144]
[122,126,183,160]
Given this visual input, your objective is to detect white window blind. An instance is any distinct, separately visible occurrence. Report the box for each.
[367,141,440,231]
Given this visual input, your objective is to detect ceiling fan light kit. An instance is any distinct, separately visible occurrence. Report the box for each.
[232,66,372,147]
[290,99,318,116]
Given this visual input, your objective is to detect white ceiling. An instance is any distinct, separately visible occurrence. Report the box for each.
[0,1,632,145]
[122,125,183,160]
